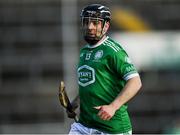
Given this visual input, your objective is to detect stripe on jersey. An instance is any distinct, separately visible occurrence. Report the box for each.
[104,42,118,52]
[106,40,121,51]
[104,40,121,52]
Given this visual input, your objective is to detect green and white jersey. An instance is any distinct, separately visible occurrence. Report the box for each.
[77,36,139,134]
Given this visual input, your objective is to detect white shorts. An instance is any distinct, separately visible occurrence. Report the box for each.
[69,122,132,135]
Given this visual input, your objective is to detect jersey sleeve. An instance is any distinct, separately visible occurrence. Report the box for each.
[112,50,139,81]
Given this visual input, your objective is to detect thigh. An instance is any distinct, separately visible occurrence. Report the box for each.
[91,128,132,135]
[106,130,132,135]
[69,122,90,135]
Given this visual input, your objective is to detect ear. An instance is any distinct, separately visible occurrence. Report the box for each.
[105,21,110,30]
[102,22,110,34]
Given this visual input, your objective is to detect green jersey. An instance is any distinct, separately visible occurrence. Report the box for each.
[77,36,139,134]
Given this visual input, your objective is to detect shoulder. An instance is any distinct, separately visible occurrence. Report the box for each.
[103,37,123,52]
[80,44,88,52]
[103,37,128,56]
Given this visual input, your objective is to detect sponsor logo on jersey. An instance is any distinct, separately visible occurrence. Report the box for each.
[94,50,103,60]
[125,65,135,72]
[78,65,95,87]
[125,56,132,64]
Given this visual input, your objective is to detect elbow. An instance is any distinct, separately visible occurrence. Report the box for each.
[137,76,142,90]
[128,76,142,91]
[133,76,142,91]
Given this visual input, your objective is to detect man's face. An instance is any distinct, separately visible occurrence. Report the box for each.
[82,17,104,39]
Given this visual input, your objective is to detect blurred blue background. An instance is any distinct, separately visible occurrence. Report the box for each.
[0,0,180,134]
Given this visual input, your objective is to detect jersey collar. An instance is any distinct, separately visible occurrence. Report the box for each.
[87,36,109,48]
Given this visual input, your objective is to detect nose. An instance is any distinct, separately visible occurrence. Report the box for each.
[88,22,95,29]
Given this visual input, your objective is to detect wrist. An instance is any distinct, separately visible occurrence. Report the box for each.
[110,101,121,111]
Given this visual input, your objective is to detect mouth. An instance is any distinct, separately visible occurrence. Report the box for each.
[86,32,95,37]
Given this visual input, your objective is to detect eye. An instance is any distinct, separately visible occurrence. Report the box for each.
[82,18,88,25]
[83,20,89,25]
[89,20,95,25]
[82,17,103,27]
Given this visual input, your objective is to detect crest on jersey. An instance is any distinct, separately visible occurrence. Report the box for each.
[94,50,103,60]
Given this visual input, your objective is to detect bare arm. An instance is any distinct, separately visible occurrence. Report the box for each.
[95,76,142,120]
[110,76,142,110]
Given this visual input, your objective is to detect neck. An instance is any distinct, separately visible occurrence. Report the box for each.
[90,35,106,46]
[96,35,107,44]
[88,35,108,48]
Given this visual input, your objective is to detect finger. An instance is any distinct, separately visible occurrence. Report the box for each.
[103,115,109,120]
[106,115,112,121]
[100,113,107,120]
[97,108,106,117]
[94,106,101,110]
[98,110,112,120]
[98,110,103,116]
[66,110,76,118]
[101,113,110,120]
[98,111,107,119]
[67,112,76,118]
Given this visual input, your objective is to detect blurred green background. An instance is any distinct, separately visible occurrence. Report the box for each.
[0,0,180,134]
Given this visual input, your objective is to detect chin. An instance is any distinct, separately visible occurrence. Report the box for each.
[84,36,99,45]
[87,34,95,38]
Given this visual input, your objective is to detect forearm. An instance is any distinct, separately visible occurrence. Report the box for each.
[110,76,142,111]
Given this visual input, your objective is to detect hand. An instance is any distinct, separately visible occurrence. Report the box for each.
[94,104,116,121]
[66,109,77,119]
[66,102,78,119]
